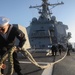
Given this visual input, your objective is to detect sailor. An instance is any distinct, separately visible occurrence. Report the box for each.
[58,43,63,55]
[0,16,26,75]
[51,44,57,56]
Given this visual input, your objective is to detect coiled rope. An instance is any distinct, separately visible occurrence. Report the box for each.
[0,46,16,75]
[0,46,67,75]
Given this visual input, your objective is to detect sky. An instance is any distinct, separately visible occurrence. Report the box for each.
[0,0,75,42]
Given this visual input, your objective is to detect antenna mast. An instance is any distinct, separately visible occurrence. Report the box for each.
[29,0,64,20]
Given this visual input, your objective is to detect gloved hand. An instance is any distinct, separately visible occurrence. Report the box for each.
[9,46,22,52]
[11,46,19,52]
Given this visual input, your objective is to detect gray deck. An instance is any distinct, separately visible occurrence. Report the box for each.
[3,51,75,75]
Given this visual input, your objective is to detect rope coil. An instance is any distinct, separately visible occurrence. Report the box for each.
[0,46,67,75]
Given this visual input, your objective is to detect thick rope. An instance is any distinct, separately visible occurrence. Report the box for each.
[0,46,16,75]
[21,49,67,69]
[0,46,67,75]
[6,46,16,75]
[53,51,67,65]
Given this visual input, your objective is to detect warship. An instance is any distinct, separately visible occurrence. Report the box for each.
[27,0,71,50]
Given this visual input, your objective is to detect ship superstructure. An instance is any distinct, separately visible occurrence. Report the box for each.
[27,0,69,49]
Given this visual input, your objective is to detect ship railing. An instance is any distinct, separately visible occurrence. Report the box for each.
[28,48,51,53]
